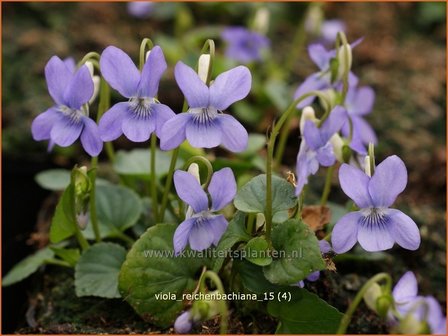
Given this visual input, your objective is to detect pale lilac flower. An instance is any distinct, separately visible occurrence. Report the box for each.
[173,168,236,254]
[98,45,175,142]
[174,311,193,334]
[296,106,347,195]
[320,20,346,45]
[294,240,332,287]
[160,62,250,152]
[127,2,154,19]
[221,26,269,63]
[331,155,420,253]
[341,85,377,155]
[392,271,446,334]
[294,41,360,109]
[31,56,102,157]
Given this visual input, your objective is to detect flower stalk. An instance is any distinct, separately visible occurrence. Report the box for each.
[336,273,392,334]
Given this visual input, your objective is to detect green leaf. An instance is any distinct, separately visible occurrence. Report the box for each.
[245,237,272,266]
[2,248,54,286]
[113,149,184,179]
[50,247,80,267]
[234,260,279,294]
[50,184,76,243]
[264,79,290,111]
[75,242,127,298]
[211,211,251,272]
[263,219,325,285]
[35,169,71,190]
[234,174,297,223]
[239,134,266,157]
[119,224,209,327]
[84,184,142,240]
[268,289,343,334]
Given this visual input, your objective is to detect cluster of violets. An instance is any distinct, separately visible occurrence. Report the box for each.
[30,17,444,334]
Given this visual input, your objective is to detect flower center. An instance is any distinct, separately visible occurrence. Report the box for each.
[189,107,219,125]
[58,105,84,124]
[129,97,155,118]
[360,207,389,230]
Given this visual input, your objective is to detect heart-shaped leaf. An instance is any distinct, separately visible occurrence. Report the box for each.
[234,174,297,223]
[268,289,343,334]
[84,184,142,240]
[75,242,127,298]
[263,219,325,285]
[118,224,210,327]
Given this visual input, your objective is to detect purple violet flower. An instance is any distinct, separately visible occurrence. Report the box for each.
[31,56,103,157]
[341,85,377,155]
[160,62,250,152]
[98,45,175,142]
[296,106,347,195]
[392,271,446,334]
[174,311,193,334]
[127,2,154,19]
[173,167,236,254]
[320,20,346,45]
[331,155,421,253]
[221,26,270,64]
[294,41,361,109]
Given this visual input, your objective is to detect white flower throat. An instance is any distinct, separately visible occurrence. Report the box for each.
[129,97,156,118]
[189,107,219,124]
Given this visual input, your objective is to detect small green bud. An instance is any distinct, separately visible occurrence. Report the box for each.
[395,314,431,334]
[376,294,393,318]
[73,166,91,196]
[190,291,221,321]
[363,283,382,312]
[342,144,352,163]
[329,57,339,83]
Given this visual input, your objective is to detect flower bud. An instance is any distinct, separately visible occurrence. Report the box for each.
[185,163,201,219]
[191,290,221,321]
[76,211,89,230]
[299,106,318,133]
[255,213,266,231]
[341,143,353,163]
[198,54,211,83]
[174,311,193,334]
[364,155,372,177]
[85,61,100,104]
[253,7,270,35]
[73,166,91,196]
[336,43,352,82]
[376,294,393,318]
[330,133,344,163]
[364,282,382,312]
[395,314,431,334]
[304,5,323,36]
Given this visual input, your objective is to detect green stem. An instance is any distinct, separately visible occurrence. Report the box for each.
[199,271,228,335]
[246,213,255,235]
[88,78,110,243]
[274,111,295,168]
[265,91,331,246]
[337,273,392,334]
[150,133,159,222]
[89,158,101,243]
[320,165,335,206]
[160,147,179,223]
[43,258,72,268]
[112,229,135,247]
[199,39,215,86]
[139,38,154,70]
[69,182,90,251]
[183,156,214,189]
